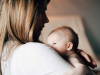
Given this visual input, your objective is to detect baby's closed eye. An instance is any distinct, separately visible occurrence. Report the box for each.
[53,43,56,45]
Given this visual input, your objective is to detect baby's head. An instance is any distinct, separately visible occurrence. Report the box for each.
[47,26,79,55]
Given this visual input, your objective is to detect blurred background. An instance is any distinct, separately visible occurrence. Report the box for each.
[46,0,100,57]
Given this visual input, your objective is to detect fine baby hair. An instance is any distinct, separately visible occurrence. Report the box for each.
[48,26,79,50]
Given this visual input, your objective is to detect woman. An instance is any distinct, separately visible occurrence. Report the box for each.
[0,0,97,75]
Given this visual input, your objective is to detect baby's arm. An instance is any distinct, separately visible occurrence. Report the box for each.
[63,65,89,75]
[66,52,95,75]
[67,53,86,67]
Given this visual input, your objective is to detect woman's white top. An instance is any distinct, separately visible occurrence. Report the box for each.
[1,42,73,75]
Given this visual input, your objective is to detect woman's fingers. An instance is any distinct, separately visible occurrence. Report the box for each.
[77,49,97,68]
[80,51,91,62]
[81,51,97,68]
[88,55,97,67]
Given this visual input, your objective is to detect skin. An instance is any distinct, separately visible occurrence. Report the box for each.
[47,34,68,56]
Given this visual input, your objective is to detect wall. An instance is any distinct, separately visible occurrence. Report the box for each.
[46,0,100,56]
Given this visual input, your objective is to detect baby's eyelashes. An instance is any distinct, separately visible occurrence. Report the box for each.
[53,43,56,45]
[46,43,56,46]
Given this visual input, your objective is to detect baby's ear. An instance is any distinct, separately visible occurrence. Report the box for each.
[67,42,73,51]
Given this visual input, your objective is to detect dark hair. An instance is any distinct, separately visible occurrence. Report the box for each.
[62,26,79,50]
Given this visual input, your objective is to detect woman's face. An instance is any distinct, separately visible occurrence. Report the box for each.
[33,0,49,42]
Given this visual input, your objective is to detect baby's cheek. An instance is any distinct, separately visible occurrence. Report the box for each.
[55,48,65,55]
[51,47,60,53]
[49,46,57,51]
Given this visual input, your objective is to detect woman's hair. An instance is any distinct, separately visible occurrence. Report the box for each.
[0,0,50,74]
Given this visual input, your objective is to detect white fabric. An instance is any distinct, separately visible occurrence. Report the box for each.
[1,42,73,75]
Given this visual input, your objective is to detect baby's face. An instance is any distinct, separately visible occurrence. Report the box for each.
[47,34,68,55]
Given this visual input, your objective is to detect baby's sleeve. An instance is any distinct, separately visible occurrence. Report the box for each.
[10,42,73,75]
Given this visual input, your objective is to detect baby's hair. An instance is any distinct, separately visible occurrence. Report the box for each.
[49,26,79,50]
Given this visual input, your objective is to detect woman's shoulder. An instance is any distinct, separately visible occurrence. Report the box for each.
[23,42,44,46]
[11,42,55,65]
[21,42,44,47]
[10,42,73,75]
[19,42,49,50]
[11,42,51,62]
[11,42,56,64]
[14,42,51,55]
[8,42,51,75]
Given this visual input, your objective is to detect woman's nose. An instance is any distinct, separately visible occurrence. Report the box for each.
[43,13,49,23]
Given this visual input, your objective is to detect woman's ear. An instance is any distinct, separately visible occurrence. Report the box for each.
[67,42,73,51]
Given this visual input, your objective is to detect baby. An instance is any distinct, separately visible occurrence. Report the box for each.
[47,26,95,75]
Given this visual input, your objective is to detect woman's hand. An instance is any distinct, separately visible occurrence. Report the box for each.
[77,49,97,68]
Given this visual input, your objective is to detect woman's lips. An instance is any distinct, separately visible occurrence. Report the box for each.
[39,26,44,30]
[39,27,44,30]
